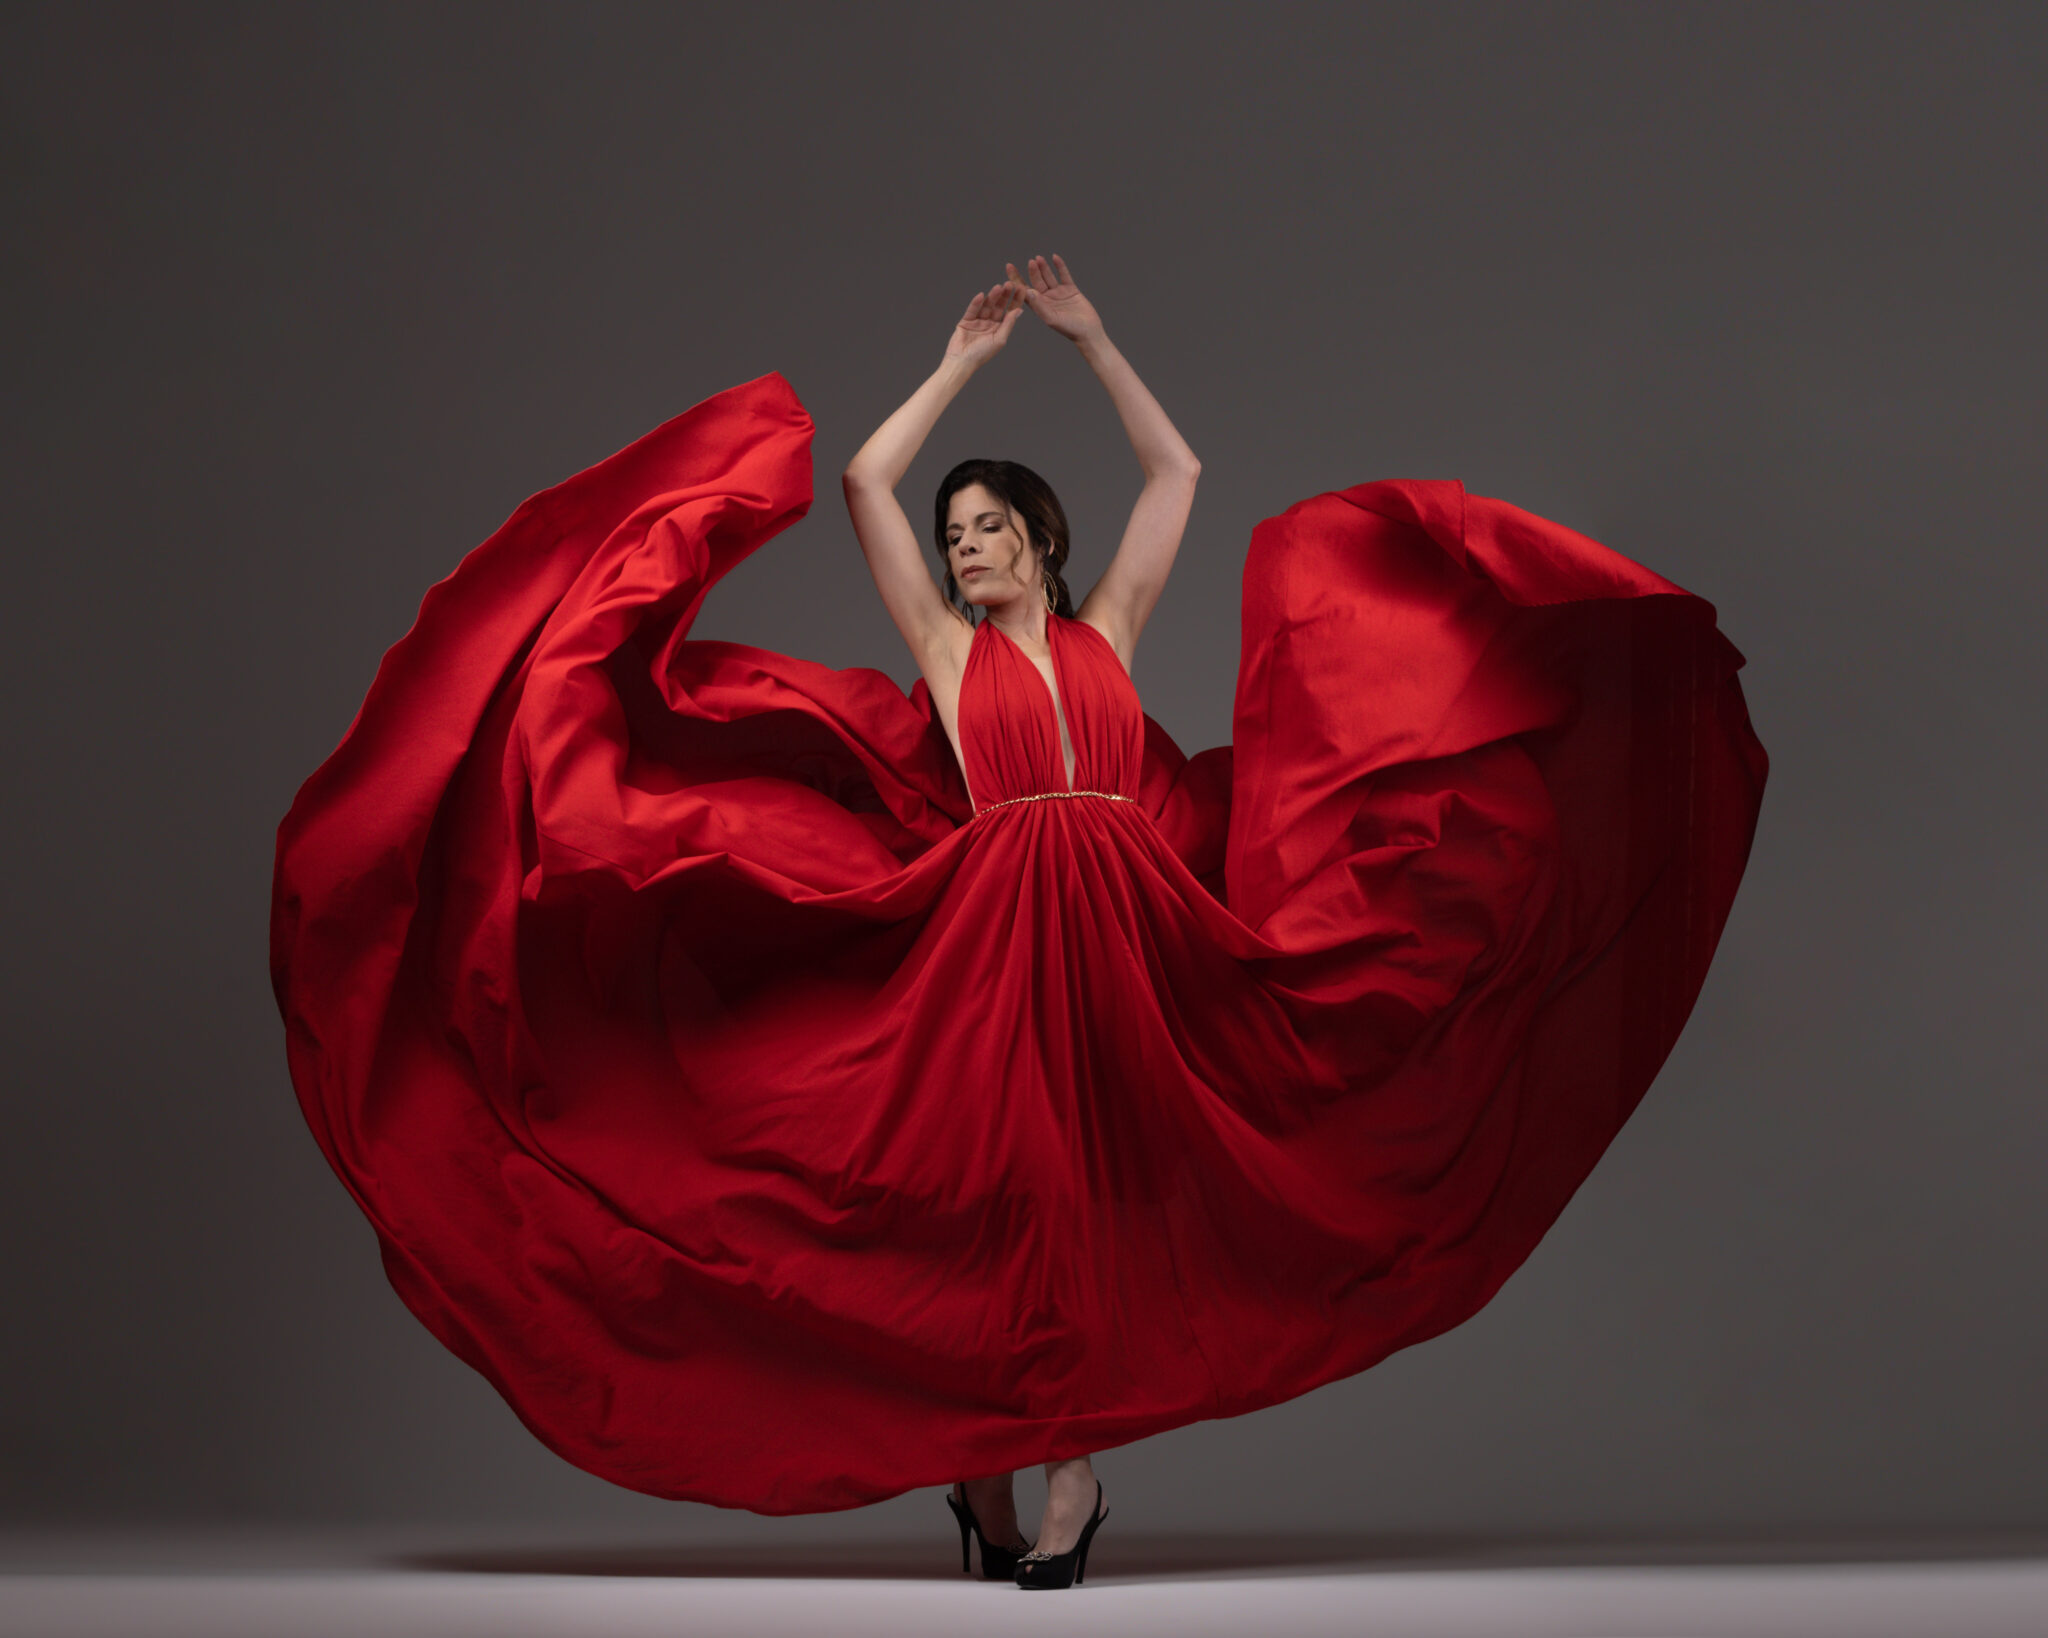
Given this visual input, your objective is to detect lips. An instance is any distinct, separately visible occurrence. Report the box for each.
[961,568,989,580]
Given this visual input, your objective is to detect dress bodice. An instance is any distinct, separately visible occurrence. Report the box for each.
[957,612,1146,811]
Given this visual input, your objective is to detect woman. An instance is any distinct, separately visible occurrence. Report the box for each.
[839,255,1194,1581]
[271,255,1767,1591]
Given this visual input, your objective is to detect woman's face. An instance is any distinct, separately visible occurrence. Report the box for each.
[945,483,1038,609]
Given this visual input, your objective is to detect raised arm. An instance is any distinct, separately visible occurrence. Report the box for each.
[843,281,1025,675]
[1012,254,1200,669]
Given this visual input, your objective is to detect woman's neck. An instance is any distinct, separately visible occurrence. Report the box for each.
[988,604,1052,648]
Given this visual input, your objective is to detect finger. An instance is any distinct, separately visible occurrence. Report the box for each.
[1029,255,1052,294]
[1051,252,1074,286]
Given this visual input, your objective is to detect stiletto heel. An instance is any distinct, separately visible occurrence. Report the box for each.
[945,1489,972,1573]
[945,1482,1031,1581]
[1013,1479,1108,1590]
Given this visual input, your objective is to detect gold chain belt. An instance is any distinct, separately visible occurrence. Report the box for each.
[971,789,1141,819]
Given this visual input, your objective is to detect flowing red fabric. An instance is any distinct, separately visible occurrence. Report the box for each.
[271,372,1767,1513]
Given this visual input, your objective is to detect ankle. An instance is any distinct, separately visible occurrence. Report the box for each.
[960,1476,1026,1547]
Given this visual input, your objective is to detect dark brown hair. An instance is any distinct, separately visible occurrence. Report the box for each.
[933,459,1075,624]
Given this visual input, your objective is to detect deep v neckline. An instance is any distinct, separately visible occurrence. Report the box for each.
[987,614,1077,792]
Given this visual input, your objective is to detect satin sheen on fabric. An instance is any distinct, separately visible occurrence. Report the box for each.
[270,372,1767,1513]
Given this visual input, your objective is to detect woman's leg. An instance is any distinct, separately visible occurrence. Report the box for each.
[1031,1454,1100,1557]
[959,1471,1029,1550]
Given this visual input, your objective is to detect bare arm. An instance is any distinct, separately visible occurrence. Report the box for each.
[842,281,1025,674]
[1013,255,1200,668]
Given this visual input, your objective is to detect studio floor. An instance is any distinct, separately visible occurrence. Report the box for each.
[3,1530,2045,1638]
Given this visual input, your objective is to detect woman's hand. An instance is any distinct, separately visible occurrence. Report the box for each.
[943,280,1027,368]
[1010,254,1105,345]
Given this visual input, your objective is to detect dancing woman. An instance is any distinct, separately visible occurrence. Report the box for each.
[840,254,1183,1585]
[271,249,1766,1595]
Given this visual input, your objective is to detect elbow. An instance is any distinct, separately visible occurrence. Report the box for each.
[841,463,887,499]
[1153,455,1200,485]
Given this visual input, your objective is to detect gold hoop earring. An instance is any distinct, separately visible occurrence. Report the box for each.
[1042,566,1058,613]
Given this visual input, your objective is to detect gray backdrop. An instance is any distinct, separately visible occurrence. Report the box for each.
[5,3,2043,1542]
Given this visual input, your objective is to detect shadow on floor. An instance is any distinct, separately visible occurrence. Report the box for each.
[396,1530,2048,1582]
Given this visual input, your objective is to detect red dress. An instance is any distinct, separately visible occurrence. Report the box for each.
[270,372,1767,1513]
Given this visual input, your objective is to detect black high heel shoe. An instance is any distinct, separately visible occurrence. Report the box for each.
[1013,1479,1108,1590]
[945,1482,1031,1581]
